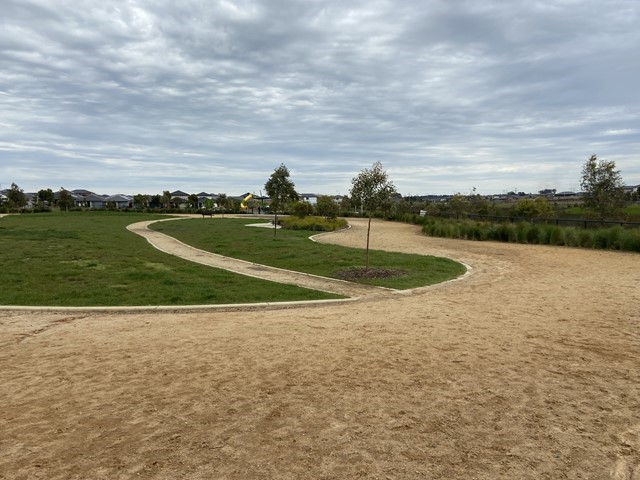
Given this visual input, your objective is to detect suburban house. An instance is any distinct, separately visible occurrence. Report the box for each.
[170,190,190,200]
[105,194,132,209]
[197,192,218,209]
[299,193,318,205]
[81,194,108,209]
[49,189,133,209]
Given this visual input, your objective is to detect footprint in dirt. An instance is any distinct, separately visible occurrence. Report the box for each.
[611,425,640,479]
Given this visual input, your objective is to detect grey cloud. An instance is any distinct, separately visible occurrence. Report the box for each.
[1,0,638,196]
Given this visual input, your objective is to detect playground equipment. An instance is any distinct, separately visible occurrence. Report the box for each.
[240,193,253,211]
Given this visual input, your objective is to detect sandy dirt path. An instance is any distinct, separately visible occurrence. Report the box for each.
[127,218,395,300]
[1,218,639,479]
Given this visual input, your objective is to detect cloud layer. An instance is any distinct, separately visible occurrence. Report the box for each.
[1,0,639,195]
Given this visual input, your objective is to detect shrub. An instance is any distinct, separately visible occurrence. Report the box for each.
[515,222,528,243]
[593,230,610,249]
[526,225,540,244]
[417,215,639,253]
[563,228,579,247]
[493,223,511,242]
[608,227,623,250]
[512,197,554,219]
[290,201,314,218]
[579,230,594,248]
[279,215,348,231]
[620,230,640,252]
[315,195,340,219]
[548,227,565,246]
[471,224,487,241]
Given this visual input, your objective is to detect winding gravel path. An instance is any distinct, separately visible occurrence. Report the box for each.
[126,217,397,299]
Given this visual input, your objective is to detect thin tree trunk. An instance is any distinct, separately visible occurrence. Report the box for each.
[273,212,278,237]
[365,213,372,270]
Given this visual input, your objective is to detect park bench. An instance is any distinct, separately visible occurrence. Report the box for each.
[200,210,214,218]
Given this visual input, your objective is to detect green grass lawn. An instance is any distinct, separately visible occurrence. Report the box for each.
[151,217,466,289]
[0,212,343,306]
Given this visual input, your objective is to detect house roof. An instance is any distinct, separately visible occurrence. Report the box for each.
[106,195,131,202]
[170,190,190,197]
[71,189,96,196]
[84,194,106,202]
[53,191,83,200]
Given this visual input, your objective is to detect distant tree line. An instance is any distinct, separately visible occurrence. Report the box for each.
[2,155,638,219]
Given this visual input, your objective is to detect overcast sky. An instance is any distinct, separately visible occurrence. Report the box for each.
[1,0,639,196]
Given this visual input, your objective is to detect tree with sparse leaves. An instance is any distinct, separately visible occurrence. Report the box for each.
[58,188,75,211]
[580,154,626,220]
[161,190,172,209]
[447,193,470,218]
[217,193,232,217]
[134,194,149,210]
[264,164,298,237]
[7,183,26,208]
[350,161,397,270]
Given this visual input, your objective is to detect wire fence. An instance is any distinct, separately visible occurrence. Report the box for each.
[445,213,640,229]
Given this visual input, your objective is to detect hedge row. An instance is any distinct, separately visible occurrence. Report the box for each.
[279,216,348,232]
[392,214,640,252]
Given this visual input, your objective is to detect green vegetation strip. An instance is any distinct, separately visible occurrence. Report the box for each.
[150,218,466,289]
[416,216,640,251]
[0,212,343,306]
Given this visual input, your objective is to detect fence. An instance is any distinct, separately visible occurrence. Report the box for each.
[457,214,640,229]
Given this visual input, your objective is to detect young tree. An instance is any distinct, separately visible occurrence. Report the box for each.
[580,154,626,219]
[58,188,75,211]
[468,187,492,215]
[217,193,231,217]
[264,164,298,237]
[350,161,397,270]
[37,188,54,206]
[161,190,172,209]
[447,193,470,218]
[7,183,27,208]
[149,194,162,208]
[203,198,215,211]
[187,193,199,209]
[339,195,352,214]
[133,194,149,210]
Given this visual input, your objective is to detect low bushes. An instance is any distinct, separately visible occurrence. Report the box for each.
[419,217,640,252]
[278,215,348,232]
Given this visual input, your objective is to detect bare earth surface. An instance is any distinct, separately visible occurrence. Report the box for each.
[1,218,639,479]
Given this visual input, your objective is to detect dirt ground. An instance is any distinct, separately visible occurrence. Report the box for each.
[1,218,639,479]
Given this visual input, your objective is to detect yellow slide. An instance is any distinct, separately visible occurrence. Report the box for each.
[240,193,252,210]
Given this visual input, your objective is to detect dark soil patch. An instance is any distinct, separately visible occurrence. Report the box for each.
[335,267,407,280]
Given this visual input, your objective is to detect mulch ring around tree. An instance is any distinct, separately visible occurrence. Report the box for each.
[335,267,407,280]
